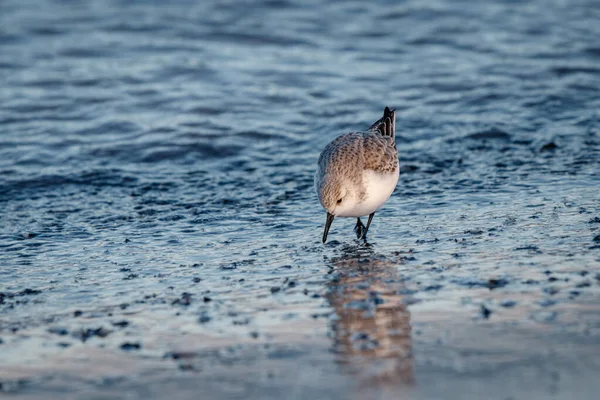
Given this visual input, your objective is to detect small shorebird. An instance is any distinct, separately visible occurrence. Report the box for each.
[315,107,399,243]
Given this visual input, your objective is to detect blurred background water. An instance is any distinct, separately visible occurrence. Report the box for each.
[1,0,600,399]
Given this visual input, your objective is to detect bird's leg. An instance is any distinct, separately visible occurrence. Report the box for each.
[354,217,365,239]
[361,212,375,240]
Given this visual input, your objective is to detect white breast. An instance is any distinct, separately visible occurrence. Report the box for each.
[335,163,399,217]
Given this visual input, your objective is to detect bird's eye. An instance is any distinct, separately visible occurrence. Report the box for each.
[337,198,342,204]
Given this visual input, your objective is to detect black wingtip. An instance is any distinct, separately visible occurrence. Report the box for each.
[368,107,396,136]
[383,106,396,118]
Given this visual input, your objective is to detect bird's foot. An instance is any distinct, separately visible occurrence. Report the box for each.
[354,218,367,240]
[359,230,369,241]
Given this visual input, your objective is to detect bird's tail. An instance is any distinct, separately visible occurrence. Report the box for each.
[369,106,396,138]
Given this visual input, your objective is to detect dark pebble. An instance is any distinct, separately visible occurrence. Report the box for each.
[73,310,83,317]
[576,281,591,288]
[165,351,197,360]
[48,327,69,336]
[593,234,600,242]
[270,287,281,294]
[203,296,212,303]
[488,278,509,289]
[480,304,492,319]
[543,287,559,295]
[111,320,129,328]
[94,327,111,337]
[172,293,192,306]
[193,277,202,283]
[538,299,556,307]
[500,300,517,308]
[352,332,370,341]
[73,327,112,342]
[589,217,600,224]
[19,288,42,296]
[514,245,541,252]
[198,314,211,324]
[120,342,141,351]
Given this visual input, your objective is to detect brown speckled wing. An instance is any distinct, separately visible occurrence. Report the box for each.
[362,133,398,173]
[317,132,364,178]
[362,107,397,173]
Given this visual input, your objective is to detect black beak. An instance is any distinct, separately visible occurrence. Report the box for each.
[322,212,335,243]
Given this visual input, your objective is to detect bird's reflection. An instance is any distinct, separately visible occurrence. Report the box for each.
[326,245,413,387]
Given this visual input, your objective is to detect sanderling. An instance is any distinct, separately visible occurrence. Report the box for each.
[315,107,399,243]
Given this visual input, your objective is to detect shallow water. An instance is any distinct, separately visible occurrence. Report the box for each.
[1,0,600,399]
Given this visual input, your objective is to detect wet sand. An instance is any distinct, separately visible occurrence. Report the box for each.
[2,230,600,399]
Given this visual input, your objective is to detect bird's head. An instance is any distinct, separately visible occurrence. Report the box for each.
[317,176,359,216]
[317,176,361,243]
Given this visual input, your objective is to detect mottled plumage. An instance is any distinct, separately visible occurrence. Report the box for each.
[315,107,399,243]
